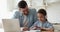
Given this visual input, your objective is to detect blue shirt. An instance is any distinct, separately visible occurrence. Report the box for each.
[30,20,53,30]
[13,8,37,28]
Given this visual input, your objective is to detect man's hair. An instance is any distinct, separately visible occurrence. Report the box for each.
[18,1,27,8]
[38,9,47,16]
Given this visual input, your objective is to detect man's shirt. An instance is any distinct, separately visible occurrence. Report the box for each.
[13,8,37,28]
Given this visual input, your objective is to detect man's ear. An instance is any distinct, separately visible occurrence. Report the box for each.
[45,15,47,19]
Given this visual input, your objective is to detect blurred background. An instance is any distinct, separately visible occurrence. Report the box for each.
[0,0,60,30]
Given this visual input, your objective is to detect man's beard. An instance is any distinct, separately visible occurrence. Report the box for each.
[23,11,29,15]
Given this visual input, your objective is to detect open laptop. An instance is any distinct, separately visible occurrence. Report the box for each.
[2,19,20,32]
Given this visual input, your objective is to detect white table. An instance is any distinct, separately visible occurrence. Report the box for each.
[24,30,40,32]
[0,28,40,32]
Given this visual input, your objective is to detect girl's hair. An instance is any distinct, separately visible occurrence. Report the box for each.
[38,9,47,21]
[38,9,47,16]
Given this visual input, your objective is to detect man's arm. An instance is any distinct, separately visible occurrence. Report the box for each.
[33,8,37,24]
[12,11,20,19]
[30,21,38,30]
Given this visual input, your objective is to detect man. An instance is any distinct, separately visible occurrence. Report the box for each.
[13,0,37,31]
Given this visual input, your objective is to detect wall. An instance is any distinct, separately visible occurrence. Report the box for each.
[46,2,60,23]
[7,0,60,23]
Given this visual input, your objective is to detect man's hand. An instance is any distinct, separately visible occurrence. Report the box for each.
[23,27,29,31]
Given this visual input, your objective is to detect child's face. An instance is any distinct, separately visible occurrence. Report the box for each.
[37,13,45,22]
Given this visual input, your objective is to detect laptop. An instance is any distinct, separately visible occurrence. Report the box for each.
[2,19,20,32]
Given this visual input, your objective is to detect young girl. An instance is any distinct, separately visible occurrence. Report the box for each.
[30,9,54,32]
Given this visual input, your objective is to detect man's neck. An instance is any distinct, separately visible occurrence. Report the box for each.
[23,11,29,16]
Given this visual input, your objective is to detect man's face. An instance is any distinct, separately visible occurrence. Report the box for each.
[19,6,29,15]
[37,13,45,22]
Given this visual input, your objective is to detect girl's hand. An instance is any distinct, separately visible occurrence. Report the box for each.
[31,26,37,30]
[32,26,41,30]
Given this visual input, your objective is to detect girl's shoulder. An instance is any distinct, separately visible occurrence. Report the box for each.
[45,21,53,26]
[34,20,42,24]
